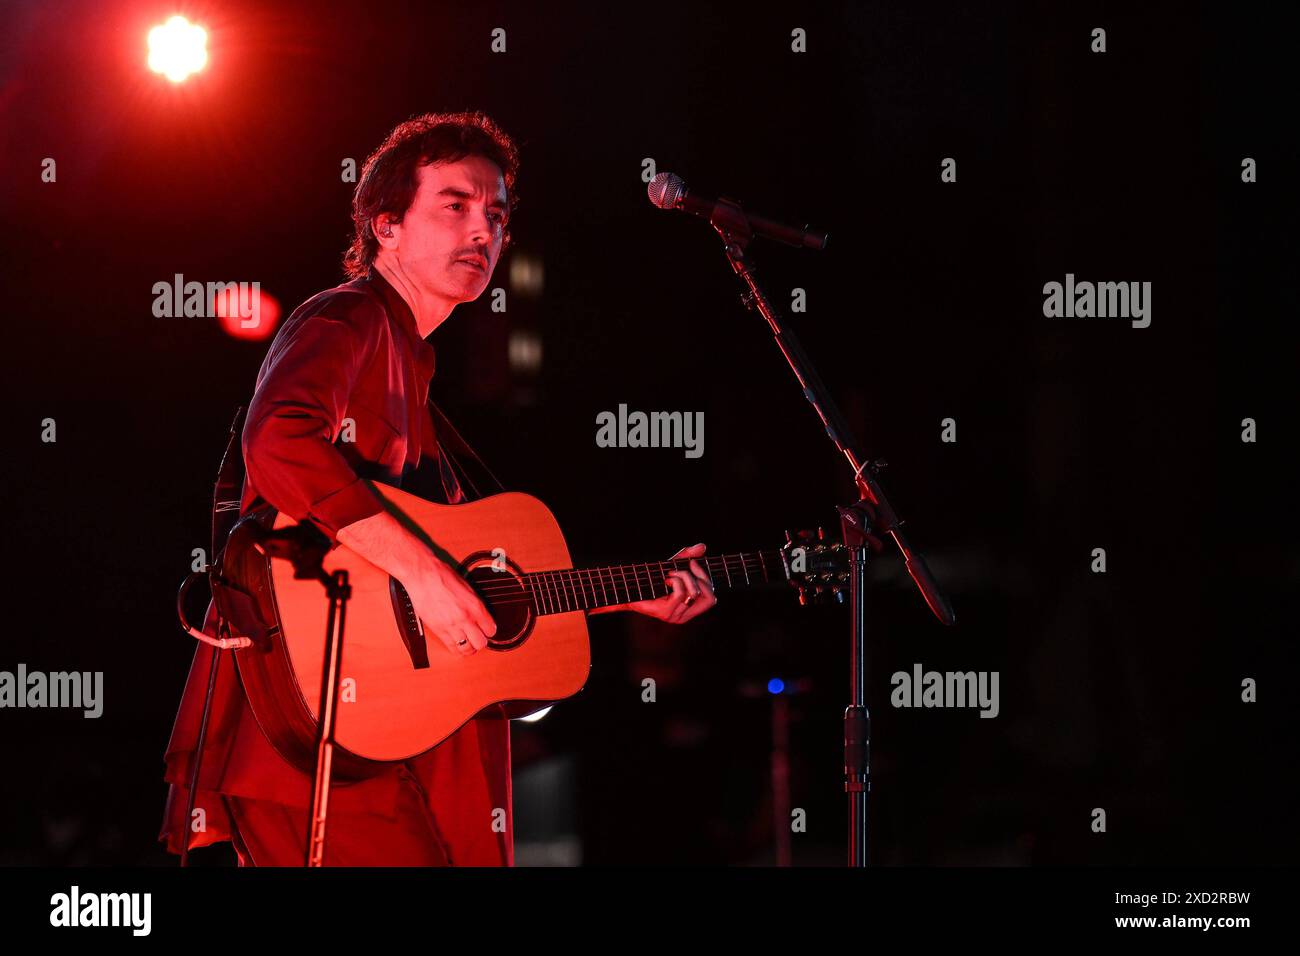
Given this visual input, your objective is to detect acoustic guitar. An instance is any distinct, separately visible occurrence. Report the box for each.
[227,479,848,780]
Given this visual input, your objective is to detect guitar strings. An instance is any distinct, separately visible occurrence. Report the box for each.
[462,553,801,611]
[467,553,785,597]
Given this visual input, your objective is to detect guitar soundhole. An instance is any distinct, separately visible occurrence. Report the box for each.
[462,554,535,650]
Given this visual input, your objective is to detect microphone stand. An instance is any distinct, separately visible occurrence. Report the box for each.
[251,525,353,867]
[703,197,956,866]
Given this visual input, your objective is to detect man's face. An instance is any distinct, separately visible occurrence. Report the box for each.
[387,155,508,305]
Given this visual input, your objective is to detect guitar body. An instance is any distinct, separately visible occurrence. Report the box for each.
[234,481,590,780]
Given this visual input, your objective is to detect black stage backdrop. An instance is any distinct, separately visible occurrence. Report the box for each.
[0,0,1294,866]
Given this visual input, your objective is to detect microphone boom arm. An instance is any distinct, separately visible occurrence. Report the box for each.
[706,197,954,626]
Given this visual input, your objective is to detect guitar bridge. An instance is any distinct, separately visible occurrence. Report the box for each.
[388,577,430,669]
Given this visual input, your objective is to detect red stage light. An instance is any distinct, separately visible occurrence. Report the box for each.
[214,286,280,341]
[147,15,208,83]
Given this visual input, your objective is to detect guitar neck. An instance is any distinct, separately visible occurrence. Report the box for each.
[521,550,788,616]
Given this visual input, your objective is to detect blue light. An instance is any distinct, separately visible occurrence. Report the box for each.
[767,678,785,695]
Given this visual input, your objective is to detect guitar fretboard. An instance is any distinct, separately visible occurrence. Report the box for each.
[520,551,788,615]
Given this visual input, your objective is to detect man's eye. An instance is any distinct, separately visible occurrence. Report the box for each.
[447,202,463,211]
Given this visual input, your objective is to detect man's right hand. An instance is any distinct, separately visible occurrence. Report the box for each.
[336,509,496,656]
[403,555,497,656]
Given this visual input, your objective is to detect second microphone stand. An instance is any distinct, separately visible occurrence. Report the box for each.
[704,196,956,866]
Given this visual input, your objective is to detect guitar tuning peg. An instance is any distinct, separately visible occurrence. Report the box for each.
[833,589,846,604]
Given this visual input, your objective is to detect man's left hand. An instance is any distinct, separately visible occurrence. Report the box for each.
[595,542,718,624]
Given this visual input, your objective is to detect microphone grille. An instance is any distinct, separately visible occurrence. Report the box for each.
[647,171,686,210]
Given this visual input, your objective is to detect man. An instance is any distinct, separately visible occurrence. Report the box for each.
[159,111,717,866]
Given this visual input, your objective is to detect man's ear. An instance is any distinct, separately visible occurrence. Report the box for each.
[372,213,399,250]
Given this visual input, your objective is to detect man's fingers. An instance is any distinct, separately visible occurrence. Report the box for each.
[426,621,469,655]
[453,581,496,637]
[659,576,694,624]
[465,624,489,651]
[663,576,687,609]
[450,624,474,654]
[424,619,485,655]
[470,599,497,638]
[669,542,707,560]
[666,570,699,601]
[687,559,713,592]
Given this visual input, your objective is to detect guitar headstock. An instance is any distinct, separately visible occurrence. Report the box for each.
[782,528,850,605]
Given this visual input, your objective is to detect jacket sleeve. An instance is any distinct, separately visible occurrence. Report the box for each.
[241,295,388,546]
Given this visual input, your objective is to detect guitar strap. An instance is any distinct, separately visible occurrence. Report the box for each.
[179,403,257,864]
[197,398,509,661]
[195,397,505,638]
[208,395,501,546]
[209,399,506,559]
[207,404,274,646]
[212,405,248,562]
[426,396,507,500]
[188,395,508,714]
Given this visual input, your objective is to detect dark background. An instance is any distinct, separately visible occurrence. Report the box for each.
[0,0,1294,865]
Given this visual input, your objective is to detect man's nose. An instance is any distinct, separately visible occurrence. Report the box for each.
[467,211,496,245]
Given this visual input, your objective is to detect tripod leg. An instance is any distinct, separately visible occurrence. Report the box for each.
[306,570,350,867]
[181,641,224,867]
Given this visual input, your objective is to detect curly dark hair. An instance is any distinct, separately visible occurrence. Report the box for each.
[342,110,521,279]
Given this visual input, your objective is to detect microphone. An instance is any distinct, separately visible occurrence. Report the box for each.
[647,171,828,250]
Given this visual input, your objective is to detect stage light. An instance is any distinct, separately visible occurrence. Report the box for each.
[508,252,544,297]
[507,328,543,372]
[767,678,785,695]
[147,15,208,83]
[215,286,280,341]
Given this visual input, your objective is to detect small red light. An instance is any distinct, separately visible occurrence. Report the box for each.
[215,287,280,341]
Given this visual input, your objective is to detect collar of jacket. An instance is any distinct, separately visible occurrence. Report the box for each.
[362,267,437,382]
